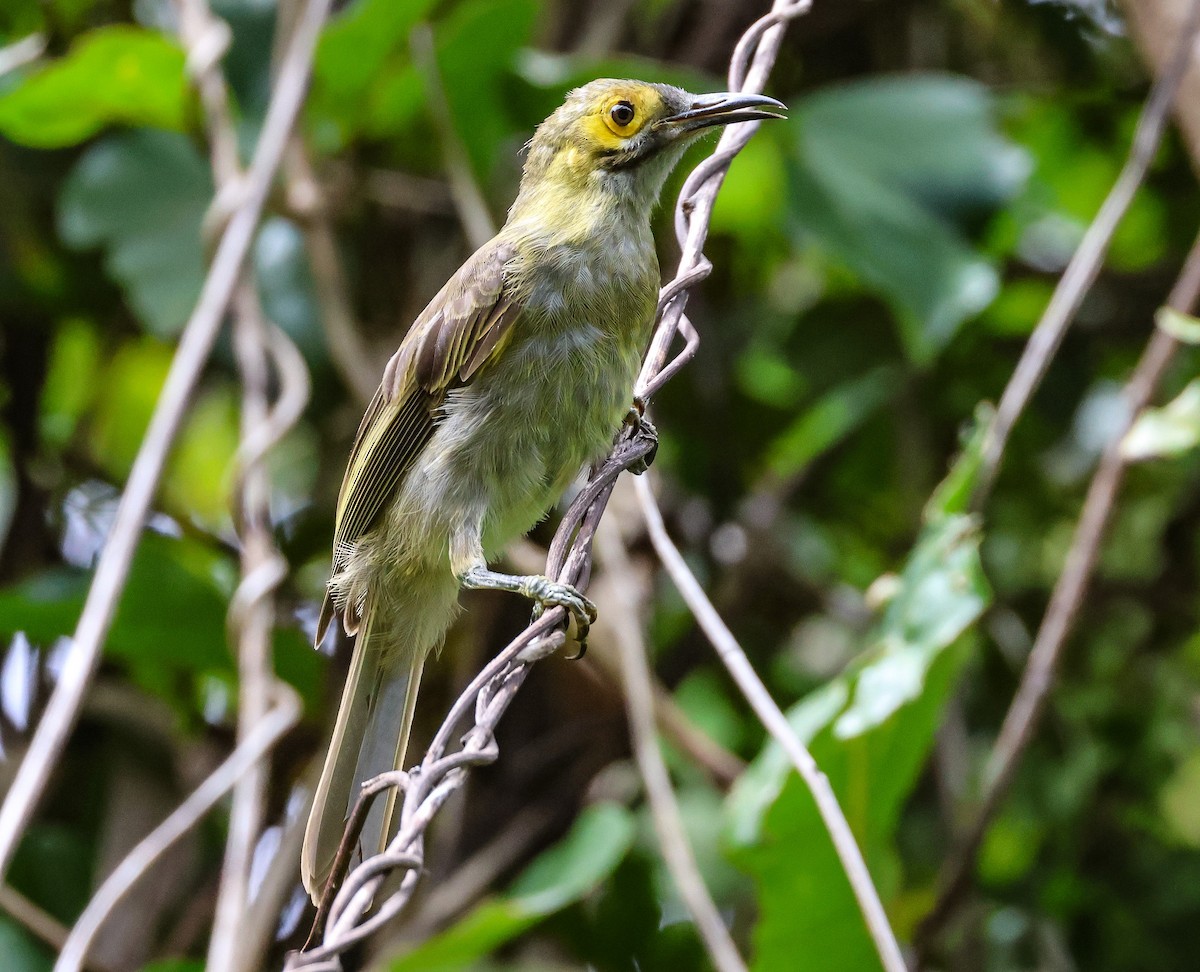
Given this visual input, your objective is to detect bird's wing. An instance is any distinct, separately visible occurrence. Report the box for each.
[317,238,522,639]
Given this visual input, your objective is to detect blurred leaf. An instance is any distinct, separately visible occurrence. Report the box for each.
[1160,750,1200,847]
[388,802,635,971]
[10,824,92,925]
[0,917,51,972]
[789,75,1027,363]
[711,134,788,239]
[0,27,187,147]
[0,533,232,675]
[310,0,437,142]
[39,317,102,449]
[419,0,538,177]
[727,445,991,969]
[163,385,239,528]
[1121,380,1200,462]
[764,366,902,479]
[834,516,987,737]
[87,338,172,478]
[923,402,992,521]
[1156,307,1200,345]
[59,130,211,337]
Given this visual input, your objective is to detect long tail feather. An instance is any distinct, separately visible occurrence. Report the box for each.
[301,603,425,902]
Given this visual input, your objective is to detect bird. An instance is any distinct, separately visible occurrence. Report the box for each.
[301,78,786,902]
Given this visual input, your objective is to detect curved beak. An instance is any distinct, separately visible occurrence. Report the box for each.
[661,91,788,133]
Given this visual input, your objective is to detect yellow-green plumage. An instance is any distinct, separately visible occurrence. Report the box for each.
[302,78,785,901]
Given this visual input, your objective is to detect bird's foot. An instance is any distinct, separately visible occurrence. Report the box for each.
[623,398,658,475]
[527,576,597,658]
[462,566,597,658]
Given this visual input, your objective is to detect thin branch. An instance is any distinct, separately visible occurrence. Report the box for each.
[54,687,301,972]
[917,225,1200,953]
[596,522,747,972]
[287,2,812,965]
[972,0,1200,507]
[633,475,907,972]
[0,0,334,883]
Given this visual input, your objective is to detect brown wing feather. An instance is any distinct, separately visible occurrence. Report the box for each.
[316,239,521,643]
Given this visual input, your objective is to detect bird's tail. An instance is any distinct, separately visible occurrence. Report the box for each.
[301,599,425,903]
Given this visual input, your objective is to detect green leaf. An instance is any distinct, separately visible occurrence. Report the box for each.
[348,0,537,167]
[1121,380,1200,462]
[309,0,438,144]
[387,802,635,971]
[0,26,188,147]
[789,75,1028,363]
[922,402,993,522]
[0,917,51,972]
[764,366,903,479]
[726,512,989,971]
[0,533,233,675]
[59,130,211,337]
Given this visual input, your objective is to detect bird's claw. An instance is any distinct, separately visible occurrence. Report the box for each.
[524,576,597,659]
[624,401,658,476]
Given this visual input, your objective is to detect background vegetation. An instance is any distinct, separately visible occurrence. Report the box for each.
[1,0,1199,969]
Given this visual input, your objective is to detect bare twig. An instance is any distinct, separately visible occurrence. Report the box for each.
[0,0,333,882]
[54,686,301,972]
[917,226,1200,953]
[972,0,1200,506]
[633,475,906,972]
[596,522,747,972]
[287,3,812,966]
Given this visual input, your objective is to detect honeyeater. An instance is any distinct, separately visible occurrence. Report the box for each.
[301,78,785,900]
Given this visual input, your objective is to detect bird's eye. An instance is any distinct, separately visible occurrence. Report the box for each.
[609,101,636,127]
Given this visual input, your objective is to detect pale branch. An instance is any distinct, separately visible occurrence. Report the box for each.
[972,0,1200,507]
[0,0,335,881]
[916,224,1200,955]
[632,475,907,972]
[596,522,747,972]
[54,686,302,972]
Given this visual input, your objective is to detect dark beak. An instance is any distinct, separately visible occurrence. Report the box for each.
[661,91,788,132]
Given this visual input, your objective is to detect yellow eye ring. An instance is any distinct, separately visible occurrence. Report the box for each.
[608,100,636,130]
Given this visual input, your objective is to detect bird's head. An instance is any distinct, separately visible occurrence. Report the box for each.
[510,79,786,223]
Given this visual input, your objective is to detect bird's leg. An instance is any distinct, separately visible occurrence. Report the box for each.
[623,397,658,476]
[460,564,597,654]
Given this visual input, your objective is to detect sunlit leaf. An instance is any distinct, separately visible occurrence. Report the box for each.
[0,27,188,147]
[387,802,635,971]
[1155,307,1200,345]
[726,441,992,970]
[59,130,211,337]
[1121,380,1200,462]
